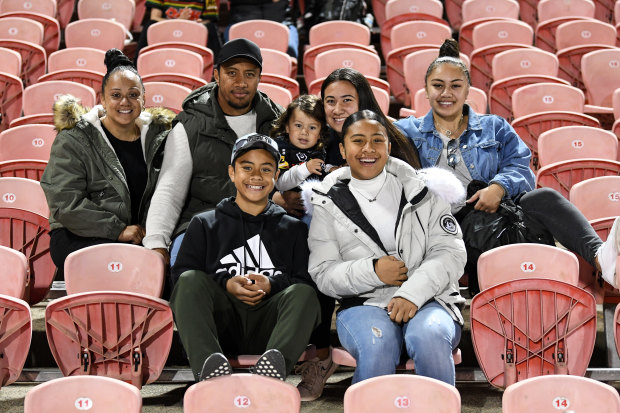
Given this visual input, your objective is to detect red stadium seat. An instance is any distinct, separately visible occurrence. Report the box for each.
[0,0,56,17]
[147,19,207,46]
[143,81,191,114]
[137,48,203,78]
[0,11,60,55]
[0,124,56,162]
[303,43,375,89]
[64,18,127,51]
[459,0,520,56]
[140,43,214,82]
[0,15,43,45]
[77,0,135,30]
[56,0,75,28]
[229,19,289,54]
[537,125,618,167]
[0,39,46,87]
[535,0,595,52]
[536,158,620,199]
[257,83,292,108]
[0,71,23,131]
[308,20,370,47]
[581,48,620,112]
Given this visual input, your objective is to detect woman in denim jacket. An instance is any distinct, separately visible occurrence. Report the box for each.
[394,39,619,293]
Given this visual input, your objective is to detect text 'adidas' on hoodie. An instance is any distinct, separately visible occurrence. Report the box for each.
[172,197,314,294]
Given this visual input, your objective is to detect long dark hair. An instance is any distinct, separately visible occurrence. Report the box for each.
[102,48,144,95]
[341,109,386,137]
[321,68,421,169]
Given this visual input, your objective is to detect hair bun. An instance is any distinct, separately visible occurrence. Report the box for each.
[104,48,134,73]
[438,39,460,59]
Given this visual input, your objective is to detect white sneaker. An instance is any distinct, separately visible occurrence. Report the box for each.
[597,216,620,288]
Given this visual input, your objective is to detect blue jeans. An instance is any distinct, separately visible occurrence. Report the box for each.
[336,301,461,385]
[169,232,185,268]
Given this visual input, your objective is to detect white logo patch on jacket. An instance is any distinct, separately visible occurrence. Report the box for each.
[440,215,458,235]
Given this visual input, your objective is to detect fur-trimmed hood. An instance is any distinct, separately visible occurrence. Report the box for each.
[53,94,176,132]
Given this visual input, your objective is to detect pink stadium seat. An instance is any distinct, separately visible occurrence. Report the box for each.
[471,277,596,389]
[385,21,452,104]
[380,0,447,59]
[308,20,370,47]
[343,374,460,413]
[403,49,471,110]
[537,125,618,167]
[503,375,620,412]
[184,374,300,413]
[0,15,43,45]
[556,19,617,92]
[0,245,27,298]
[56,0,75,28]
[303,43,376,90]
[0,39,46,87]
[371,86,390,115]
[261,48,293,78]
[535,0,595,52]
[458,0,521,56]
[77,0,135,30]
[0,11,60,55]
[132,0,146,32]
[569,175,620,221]
[0,293,31,389]
[137,48,203,78]
[64,18,127,51]
[259,74,300,100]
[146,19,207,46]
[0,124,56,163]
[0,72,23,131]
[24,376,142,413]
[257,83,292,108]
[143,81,191,114]
[38,71,104,102]
[313,48,381,80]
[581,48,620,110]
[141,73,207,92]
[229,20,289,54]
[535,158,620,199]
[593,0,615,22]
[0,45,20,75]
[477,243,579,292]
[373,0,388,27]
[140,43,214,81]
[0,0,56,17]
[0,177,53,304]
[444,0,464,30]
[20,81,96,118]
[46,244,173,388]
[45,48,106,95]
[517,0,538,27]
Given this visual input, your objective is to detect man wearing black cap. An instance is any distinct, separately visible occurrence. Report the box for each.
[143,38,283,268]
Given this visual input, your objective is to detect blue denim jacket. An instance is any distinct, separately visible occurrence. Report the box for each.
[394,105,535,198]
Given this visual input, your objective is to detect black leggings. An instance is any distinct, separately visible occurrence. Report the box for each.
[49,228,114,279]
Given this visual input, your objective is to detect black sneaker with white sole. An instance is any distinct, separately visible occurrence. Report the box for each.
[199,352,232,381]
[251,349,287,381]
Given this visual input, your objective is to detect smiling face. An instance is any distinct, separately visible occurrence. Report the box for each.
[228,148,279,215]
[214,58,261,116]
[339,118,391,180]
[285,108,322,150]
[425,63,470,122]
[100,70,143,128]
[323,80,359,133]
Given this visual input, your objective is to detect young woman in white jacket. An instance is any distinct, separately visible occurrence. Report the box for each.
[308,110,467,385]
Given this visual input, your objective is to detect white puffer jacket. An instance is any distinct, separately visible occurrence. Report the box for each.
[307,157,467,324]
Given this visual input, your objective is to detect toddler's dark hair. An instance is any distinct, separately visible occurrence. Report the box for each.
[271,94,327,149]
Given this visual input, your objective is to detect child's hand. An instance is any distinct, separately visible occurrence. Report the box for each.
[306,158,324,175]
[226,275,265,305]
[245,272,272,295]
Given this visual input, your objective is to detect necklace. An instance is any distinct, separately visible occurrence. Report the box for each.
[436,114,464,137]
[350,174,388,202]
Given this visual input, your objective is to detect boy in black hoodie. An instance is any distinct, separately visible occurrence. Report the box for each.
[170,133,321,382]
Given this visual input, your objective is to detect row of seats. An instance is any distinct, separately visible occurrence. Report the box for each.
[18,372,620,412]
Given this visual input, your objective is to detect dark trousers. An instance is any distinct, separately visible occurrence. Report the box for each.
[170,270,321,380]
[49,228,113,279]
[309,290,336,349]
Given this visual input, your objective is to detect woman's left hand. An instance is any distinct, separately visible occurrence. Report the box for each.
[466,183,504,213]
[387,297,418,324]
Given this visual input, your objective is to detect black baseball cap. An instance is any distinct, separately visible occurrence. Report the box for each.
[217,38,262,70]
[230,133,280,165]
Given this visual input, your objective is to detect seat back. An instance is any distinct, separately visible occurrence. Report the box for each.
[462,0,520,23]
[45,291,174,387]
[371,86,390,115]
[0,16,43,45]
[184,374,301,413]
[0,124,56,162]
[146,19,207,46]
[0,177,53,304]
[536,159,620,199]
[77,0,135,30]
[502,375,620,412]
[143,81,191,113]
[314,48,381,79]
[0,44,21,76]
[137,48,203,78]
[470,278,597,389]
[491,48,559,81]
[538,125,618,167]
[0,0,56,16]
[139,43,214,81]
[390,20,452,50]
[229,20,289,53]
[555,19,616,50]
[343,374,460,413]
[0,245,26,298]
[477,243,579,292]
[22,81,96,116]
[64,18,126,51]
[258,48,292,77]
[24,375,142,412]
[581,48,620,107]
[64,243,165,297]
[0,294,31,388]
[0,11,60,55]
[472,19,533,50]
[0,39,46,87]
[569,175,620,220]
[48,47,106,73]
[537,0,596,22]
[614,88,620,120]
[309,20,370,47]
[0,71,23,130]
[257,83,292,108]
[385,0,444,21]
[512,83,585,119]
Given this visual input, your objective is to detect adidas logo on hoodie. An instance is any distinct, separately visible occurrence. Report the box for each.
[216,234,283,277]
